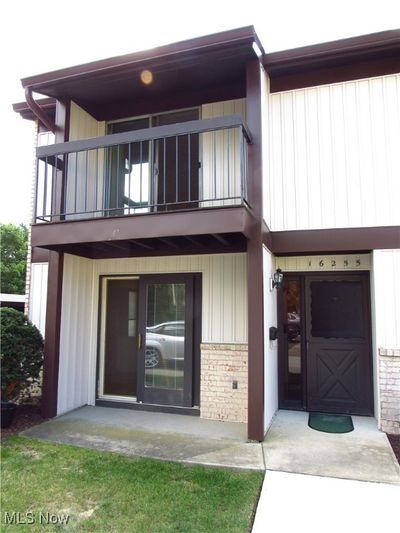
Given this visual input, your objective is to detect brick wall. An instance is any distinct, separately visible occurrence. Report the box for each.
[200,343,248,423]
[379,348,400,435]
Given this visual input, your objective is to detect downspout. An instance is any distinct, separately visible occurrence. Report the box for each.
[24,87,56,133]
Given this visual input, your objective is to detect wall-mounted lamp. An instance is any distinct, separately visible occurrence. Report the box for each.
[270,268,283,291]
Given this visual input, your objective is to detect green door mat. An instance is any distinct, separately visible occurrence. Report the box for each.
[308,413,354,433]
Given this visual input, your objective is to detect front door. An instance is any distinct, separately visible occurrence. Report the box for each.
[137,274,194,407]
[99,274,198,409]
[279,272,373,415]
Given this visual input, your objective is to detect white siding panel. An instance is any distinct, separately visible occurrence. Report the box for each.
[57,253,247,412]
[201,99,246,206]
[267,74,400,230]
[263,247,278,432]
[66,102,106,219]
[29,263,48,337]
[372,250,400,349]
[57,254,94,414]
[92,253,247,344]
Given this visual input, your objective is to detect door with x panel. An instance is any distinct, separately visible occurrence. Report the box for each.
[305,274,373,415]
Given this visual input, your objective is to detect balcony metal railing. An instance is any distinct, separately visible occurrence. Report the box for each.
[34,114,251,222]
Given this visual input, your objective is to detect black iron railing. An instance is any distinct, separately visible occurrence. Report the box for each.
[35,114,251,222]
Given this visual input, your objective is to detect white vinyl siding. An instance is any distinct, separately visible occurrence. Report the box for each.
[263,247,278,432]
[201,99,246,206]
[266,74,400,230]
[65,102,106,219]
[372,249,400,349]
[57,252,247,414]
[28,263,48,337]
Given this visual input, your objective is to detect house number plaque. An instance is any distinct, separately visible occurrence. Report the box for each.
[274,254,370,272]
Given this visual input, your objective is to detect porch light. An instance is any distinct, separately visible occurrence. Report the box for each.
[271,268,283,291]
[140,69,153,85]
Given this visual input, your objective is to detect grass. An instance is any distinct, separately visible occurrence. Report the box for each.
[1,436,263,532]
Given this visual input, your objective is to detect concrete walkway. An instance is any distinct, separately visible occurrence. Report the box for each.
[22,405,264,470]
[263,410,400,484]
[253,411,400,532]
[252,470,400,532]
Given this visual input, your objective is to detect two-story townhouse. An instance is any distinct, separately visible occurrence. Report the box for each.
[13,26,400,440]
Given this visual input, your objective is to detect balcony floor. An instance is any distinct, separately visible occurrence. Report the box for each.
[31,206,251,259]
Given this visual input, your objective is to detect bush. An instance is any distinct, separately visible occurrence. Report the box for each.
[0,308,43,402]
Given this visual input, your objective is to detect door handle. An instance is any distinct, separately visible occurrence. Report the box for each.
[138,333,142,350]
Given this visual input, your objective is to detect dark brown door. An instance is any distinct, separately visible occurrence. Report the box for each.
[153,110,199,211]
[305,274,373,415]
[103,279,139,396]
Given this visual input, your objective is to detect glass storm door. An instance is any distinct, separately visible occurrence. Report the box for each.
[137,274,194,406]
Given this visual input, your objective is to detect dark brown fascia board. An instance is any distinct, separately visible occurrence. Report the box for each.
[264,29,400,73]
[12,97,56,122]
[269,225,400,255]
[31,207,253,249]
[21,26,261,93]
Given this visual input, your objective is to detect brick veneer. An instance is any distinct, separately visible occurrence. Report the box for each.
[200,343,248,423]
[379,348,400,435]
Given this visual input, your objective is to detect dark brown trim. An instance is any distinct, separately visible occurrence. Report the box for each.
[246,58,265,441]
[13,97,56,123]
[265,30,400,92]
[41,251,63,418]
[95,399,200,416]
[31,247,49,263]
[270,226,400,255]
[31,207,253,249]
[52,99,70,221]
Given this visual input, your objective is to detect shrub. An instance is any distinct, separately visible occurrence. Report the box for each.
[0,308,43,402]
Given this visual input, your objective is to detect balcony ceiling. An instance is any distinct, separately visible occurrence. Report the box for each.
[21,26,262,121]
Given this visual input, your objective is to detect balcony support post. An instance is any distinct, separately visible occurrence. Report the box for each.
[246,57,265,441]
[52,100,70,222]
[40,99,69,419]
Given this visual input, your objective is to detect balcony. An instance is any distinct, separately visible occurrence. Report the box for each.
[35,115,250,222]
[32,115,253,258]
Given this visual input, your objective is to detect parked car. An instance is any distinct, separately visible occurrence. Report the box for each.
[145,321,184,368]
[287,312,300,341]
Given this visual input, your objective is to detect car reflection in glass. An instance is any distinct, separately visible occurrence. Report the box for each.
[287,312,300,341]
[145,321,184,368]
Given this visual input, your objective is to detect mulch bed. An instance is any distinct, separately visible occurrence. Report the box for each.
[387,434,400,465]
[1,404,45,440]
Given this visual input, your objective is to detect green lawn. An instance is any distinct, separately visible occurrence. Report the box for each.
[1,437,263,532]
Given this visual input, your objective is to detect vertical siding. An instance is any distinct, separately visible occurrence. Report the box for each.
[267,74,400,230]
[372,250,400,349]
[57,254,94,414]
[28,263,48,337]
[201,99,246,205]
[57,253,247,413]
[261,67,271,227]
[66,102,106,219]
[263,247,278,431]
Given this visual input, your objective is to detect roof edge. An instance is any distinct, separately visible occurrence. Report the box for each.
[21,26,259,90]
[264,29,400,70]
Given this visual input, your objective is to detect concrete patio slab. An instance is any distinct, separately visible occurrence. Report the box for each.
[22,406,264,470]
[263,410,400,484]
[252,470,400,533]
